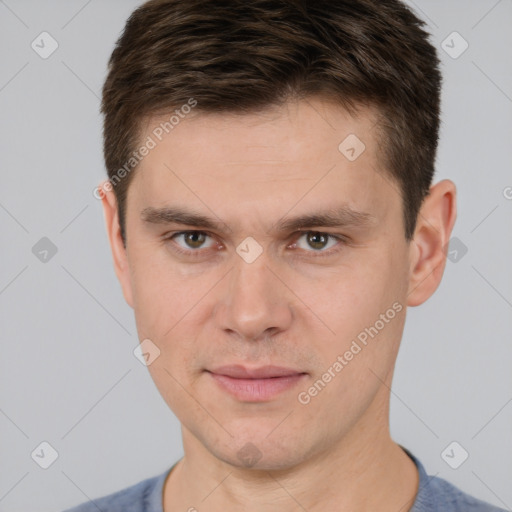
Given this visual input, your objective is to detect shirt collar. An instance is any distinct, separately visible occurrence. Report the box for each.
[400,445,437,512]
[154,447,437,512]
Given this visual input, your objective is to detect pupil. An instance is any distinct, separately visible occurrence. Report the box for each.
[186,232,204,248]
[308,232,327,249]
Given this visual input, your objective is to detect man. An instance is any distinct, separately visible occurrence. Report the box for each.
[65,0,505,510]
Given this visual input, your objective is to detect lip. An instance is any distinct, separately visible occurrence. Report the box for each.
[206,365,307,402]
[209,364,304,379]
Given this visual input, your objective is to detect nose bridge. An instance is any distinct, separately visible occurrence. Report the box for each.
[218,248,292,340]
[232,250,272,300]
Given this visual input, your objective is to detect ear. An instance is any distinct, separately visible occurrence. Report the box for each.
[407,179,457,307]
[100,181,134,308]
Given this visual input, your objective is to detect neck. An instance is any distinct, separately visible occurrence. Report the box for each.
[163,389,419,511]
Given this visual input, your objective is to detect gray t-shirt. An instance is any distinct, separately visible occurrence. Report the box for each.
[63,447,507,511]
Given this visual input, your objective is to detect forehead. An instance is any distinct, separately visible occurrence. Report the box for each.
[129,98,399,231]
[142,97,379,167]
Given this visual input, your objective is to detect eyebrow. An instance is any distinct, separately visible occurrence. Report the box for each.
[140,205,376,233]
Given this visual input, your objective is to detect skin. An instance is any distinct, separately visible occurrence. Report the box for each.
[101,97,456,512]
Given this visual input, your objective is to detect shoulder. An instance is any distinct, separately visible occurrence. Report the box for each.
[422,474,507,512]
[62,469,169,512]
[403,446,507,512]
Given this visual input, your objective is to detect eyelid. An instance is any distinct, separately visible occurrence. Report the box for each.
[289,231,347,256]
[165,230,219,247]
[164,229,347,257]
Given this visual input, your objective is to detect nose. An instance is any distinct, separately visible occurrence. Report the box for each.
[214,253,294,342]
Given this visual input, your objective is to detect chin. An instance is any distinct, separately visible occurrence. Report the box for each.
[207,434,312,472]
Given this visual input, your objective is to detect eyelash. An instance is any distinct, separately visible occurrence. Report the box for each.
[163,230,347,259]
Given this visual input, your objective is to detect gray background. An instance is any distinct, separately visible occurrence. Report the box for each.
[0,1,511,511]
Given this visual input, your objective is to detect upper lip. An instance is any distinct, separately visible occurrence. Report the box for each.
[208,365,305,379]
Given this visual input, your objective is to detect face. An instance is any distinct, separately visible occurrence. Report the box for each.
[105,98,424,470]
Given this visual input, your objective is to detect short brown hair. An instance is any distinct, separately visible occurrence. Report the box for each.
[101,0,441,244]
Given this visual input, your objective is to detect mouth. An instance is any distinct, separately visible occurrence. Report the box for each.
[205,365,308,402]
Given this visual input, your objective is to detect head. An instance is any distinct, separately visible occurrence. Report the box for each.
[100,0,456,470]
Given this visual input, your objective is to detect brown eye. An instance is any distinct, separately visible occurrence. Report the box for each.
[168,231,216,252]
[291,231,345,257]
[182,231,207,249]
[306,232,329,250]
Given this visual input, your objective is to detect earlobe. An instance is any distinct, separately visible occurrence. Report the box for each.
[100,181,134,308]
[406,179,457,307]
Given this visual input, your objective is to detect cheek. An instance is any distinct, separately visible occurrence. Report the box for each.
[300,259,400,329]
[128,253,216,383]
[128,244,204,336]
[146,361,204,432]
[300,250,408,370]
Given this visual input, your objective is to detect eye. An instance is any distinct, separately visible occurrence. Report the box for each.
[167,231,217,252]
[291,231,344,255]
[164,230,346,258]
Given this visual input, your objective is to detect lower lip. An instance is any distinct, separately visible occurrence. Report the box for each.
[208,372,306,402]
